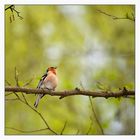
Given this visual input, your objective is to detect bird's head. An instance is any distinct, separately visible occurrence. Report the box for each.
[46,66,57,75]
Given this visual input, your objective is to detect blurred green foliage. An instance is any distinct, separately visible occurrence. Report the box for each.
[5,5,135,135]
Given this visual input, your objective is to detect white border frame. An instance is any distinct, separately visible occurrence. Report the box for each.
[0,0,139,140]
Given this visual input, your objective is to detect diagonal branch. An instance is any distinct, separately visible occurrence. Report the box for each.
[86,120,92,135]
[89,97,104,134]
[23,78,34,87]
[5,5,14,11]
[14,94,57,134]
[97,9,135,22]
[5,86,135,99]
[6,98,19,101]
[60,121,67,135]
[6,83,58,134]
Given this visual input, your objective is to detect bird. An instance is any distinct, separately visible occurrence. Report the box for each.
[34,67,58,108]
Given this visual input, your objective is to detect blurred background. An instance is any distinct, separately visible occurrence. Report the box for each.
[5,5,135,135]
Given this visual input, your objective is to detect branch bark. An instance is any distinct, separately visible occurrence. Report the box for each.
[5,86,135,99]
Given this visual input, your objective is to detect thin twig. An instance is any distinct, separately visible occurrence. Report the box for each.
[60,121,67,135]
[5,92,13,96]
[5,5,23,19]
[89,97,104,134]
[5,5,14,11]
[13,91,20,99]
[21,92,28,104]
[5,5,23,23]
[12,8,23,19]
[6,127,49,133]
[5,80,11,86]
[86,120,92,134]
[6,98,19,101]
[6,88,57,134]
[14,67,19,87]
[23,78,34,87]
[97,9,135,22]
[15,95,57,134]
[14,69,28,104]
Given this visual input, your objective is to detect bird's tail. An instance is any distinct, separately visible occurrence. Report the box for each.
[34,94,44,108]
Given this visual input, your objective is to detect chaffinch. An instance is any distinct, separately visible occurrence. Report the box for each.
[34,67,58,108]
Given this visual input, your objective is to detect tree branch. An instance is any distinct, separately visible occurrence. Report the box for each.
[97,9,135,22]
[5,5,14,11]
[5,5,23,23]
[5,86,135,99]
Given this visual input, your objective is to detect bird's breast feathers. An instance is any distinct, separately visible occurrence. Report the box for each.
[42,73,58,90]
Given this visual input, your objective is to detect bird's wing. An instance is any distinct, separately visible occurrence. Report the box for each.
[37,73,48,89]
